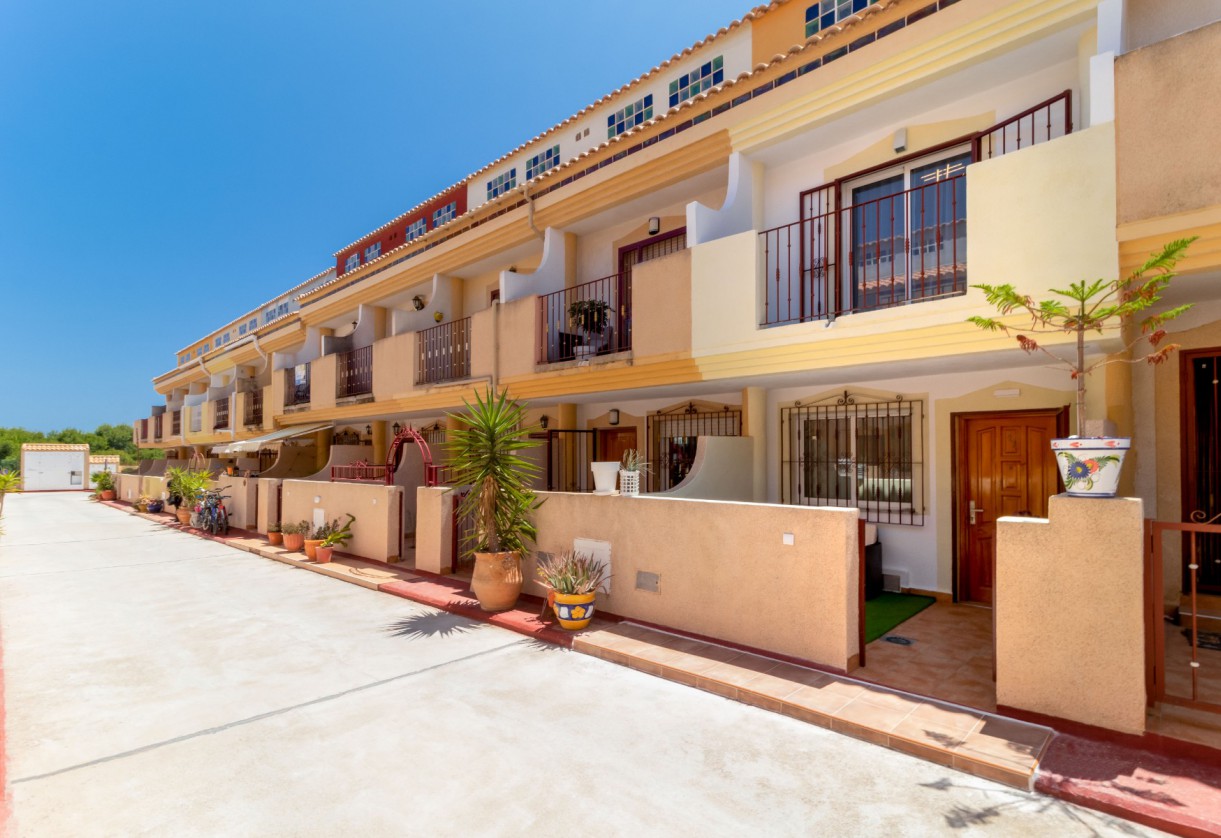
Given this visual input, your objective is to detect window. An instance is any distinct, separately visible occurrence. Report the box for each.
[345,253,359,273]
[239,324,247,335]
[845,148,970,310]
[526,145,560,180]
[669,56,723,108]
[364,242,381,261]
[249,318,257,331]
[486,170,516,201]
[431,201,457,226]
[406,218,426,241]
[607,94,653,138]
[805,0,870,37]
[781,393,924,524]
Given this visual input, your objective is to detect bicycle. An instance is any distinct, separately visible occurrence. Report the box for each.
[196,487,230,536]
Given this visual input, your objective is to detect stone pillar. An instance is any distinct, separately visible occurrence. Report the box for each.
[995,495,1146,733]
[415,486,454,574]
[314,430,331,472]
[371,420,389,465]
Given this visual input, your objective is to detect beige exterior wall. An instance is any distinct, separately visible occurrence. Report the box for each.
[498,295,538,381]
[632,248,693,359]
[1124,0,1221,51]
[280,479,404,561]
[415,486,454,575]
[660,436,754,501]
[1116,20,1221,225]
[372,331,414,401]
[996,495,1146,734]
[310,354,337,412]
[524,492,861,670]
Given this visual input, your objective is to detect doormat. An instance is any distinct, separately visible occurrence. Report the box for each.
[1182,629,1221,651]
[866,593,936,644]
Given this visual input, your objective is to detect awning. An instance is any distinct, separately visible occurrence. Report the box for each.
[211,423,331,455]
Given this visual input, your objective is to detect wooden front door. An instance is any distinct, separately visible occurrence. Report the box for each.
[955,409,1065,605]
[598,428,637,468]
[1182,348,1221,594]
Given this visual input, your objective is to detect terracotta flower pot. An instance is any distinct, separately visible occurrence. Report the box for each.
[315,545,334,564]
[283,532,305,552]
[101,490,115,501]
[176,508,192,525]
[267,532,283,546]
[471,551,523,612]
[303,539,323,560]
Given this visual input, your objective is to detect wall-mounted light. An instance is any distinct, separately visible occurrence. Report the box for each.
[392,422,402,436]
[412,295,425,311]
[648,217,661,235]
[364,424,372,436]
[433,311,444,323]
[540,415,549,430]
[609,409,620,426]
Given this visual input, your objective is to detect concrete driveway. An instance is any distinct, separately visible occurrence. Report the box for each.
[0,493,1160,836]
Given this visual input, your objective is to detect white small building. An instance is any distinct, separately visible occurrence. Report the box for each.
[89,454,121,484]
[20,444,90,491]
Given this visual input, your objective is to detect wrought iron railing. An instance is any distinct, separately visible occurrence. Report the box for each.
[284,366,311,407]
[417,317,470,385]
[331,460,387,482]
[171,410,181,436]
[140,418,149,442]
[336,344,373,398]
[975,90,1072,161]
[213,397,230,430]
[538,273,631,364]
[244,390,263,427]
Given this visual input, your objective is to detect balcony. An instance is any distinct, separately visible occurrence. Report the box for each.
[537,274,631,364]
[336,345,373,399]
[244,390,263,427]
[284,365,311,408]
[417,317,470,385]
[139,418,149,443]
[213,397,230,430]
[171,410,181,436]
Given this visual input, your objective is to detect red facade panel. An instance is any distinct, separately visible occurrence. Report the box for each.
[335,185,468,275]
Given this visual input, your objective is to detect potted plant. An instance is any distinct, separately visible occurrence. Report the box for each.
[147,498,164,514]
[619,448,649,497]
[568,298,610,357]
[267,522,283,546]
[315,514,355,564]
[969,237,1195,496]
[92,471,116,501]
[536,550,609,630]
[166,467,210,525]
[280,520,309,552]
[0,470,21,517]
[447,387,542,612]
[135,495,152,513]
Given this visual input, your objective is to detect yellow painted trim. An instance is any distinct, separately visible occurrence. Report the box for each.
[501,356,704,400]
[730,0,1099,152]
[1118,208,1221,276]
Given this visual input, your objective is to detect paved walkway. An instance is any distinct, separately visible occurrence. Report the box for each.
[0,492,1164,836]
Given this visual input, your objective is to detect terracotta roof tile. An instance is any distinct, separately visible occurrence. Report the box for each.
[22,444,89,452]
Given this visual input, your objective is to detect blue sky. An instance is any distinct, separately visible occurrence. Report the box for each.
[0,0,752,432]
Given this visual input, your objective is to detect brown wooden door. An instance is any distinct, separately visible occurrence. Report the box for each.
[598,428,637,467]
[956,410,1063,605]
[1182,348,1221,594]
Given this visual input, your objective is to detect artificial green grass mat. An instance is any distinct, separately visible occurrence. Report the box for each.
[865,592,936,643]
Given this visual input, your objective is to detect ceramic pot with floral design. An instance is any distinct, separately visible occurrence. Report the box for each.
[1051,438,1131,497]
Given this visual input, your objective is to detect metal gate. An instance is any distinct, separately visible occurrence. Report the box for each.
[646,403,741,492]
[542,429,596,492]
[1146,514,1221,714]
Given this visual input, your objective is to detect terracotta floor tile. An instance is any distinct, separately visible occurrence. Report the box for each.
[853,686,923,713]
[888,735,957,767]
[739,667,828,700]
[906,701,984,734]
[830,718,891,747]
[785,683,855,715]
[951,754,1031,789]
[833,698,917,733]
[890,716,972,751]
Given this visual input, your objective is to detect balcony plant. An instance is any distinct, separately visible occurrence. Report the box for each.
[447,387,542,612]
[568,299,610,356]
[536,550,608,630]
[92,470,116,501]
[315,514,356,564]
[968,237,1195,496]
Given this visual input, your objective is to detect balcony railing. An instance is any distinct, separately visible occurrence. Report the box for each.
[417,317,471,385]
[213,397,230,430]
[331,461,388,482]
[140,418,149,442]
[171,410,181,436]
[761,175,967,326]
[537,273,631,364]
[975,90,1072,161]
[244,390,263,427]
[336,345,373,398]
[285,365,311,407]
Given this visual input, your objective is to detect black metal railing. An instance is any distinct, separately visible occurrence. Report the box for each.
[171,410,181,436]
[213,397,230,429]
[417,318,471,385]
[538,273,631,364]
[336,345,373,398]
[245,390,263,427]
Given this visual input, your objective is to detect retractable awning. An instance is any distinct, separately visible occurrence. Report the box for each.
[211,423,331,455]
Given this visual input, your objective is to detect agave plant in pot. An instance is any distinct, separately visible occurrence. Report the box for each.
[969,238,1195,497]
[536,550,608,630]
[447,387,542,612]
[314,514,355,564]
[618,448,649,497]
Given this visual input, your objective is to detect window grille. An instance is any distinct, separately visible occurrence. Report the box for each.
[646,402,742,492]
[781,390,925,525]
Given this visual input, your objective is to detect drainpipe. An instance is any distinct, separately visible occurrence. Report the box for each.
[525,182,544,240]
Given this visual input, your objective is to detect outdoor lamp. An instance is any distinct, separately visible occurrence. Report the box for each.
[392,422,402,436]
[540,415,549,430]
[609,409,620,426]
[364,424,372,436]
[648,217,661,235]
[412,295,425,311]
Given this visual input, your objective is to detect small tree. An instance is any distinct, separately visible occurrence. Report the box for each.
[968,237,1195,438]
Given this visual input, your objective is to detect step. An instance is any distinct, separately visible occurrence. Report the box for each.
[574,622,1052,790]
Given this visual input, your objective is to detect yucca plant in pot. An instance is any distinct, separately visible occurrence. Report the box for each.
[92,470,116,501]
[166,467,210,525]
[447,387,542,612]
[536,550,608,630]
[969,237,1195,497]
